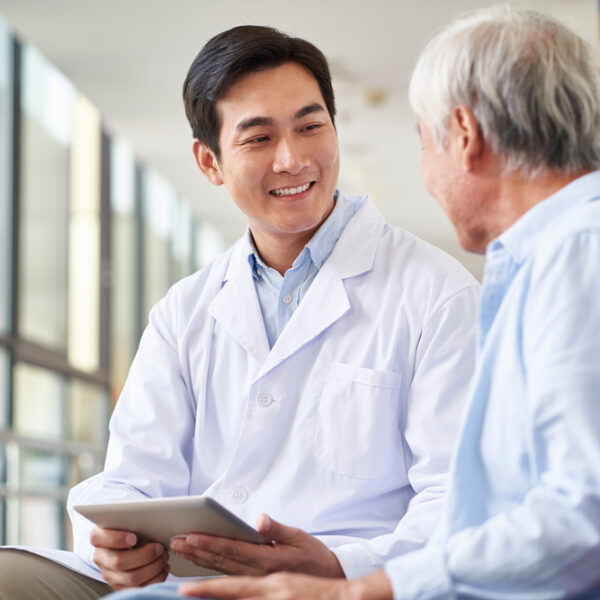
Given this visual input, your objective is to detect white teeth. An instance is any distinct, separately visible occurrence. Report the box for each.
[272,182,311,196]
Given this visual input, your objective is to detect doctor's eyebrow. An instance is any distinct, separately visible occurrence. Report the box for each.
[234,103,326,132]
[236,116,273,131]
[294,103,326,120]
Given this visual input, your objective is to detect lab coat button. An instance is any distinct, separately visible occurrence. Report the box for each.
[282,294,292,304]
[256,392,273,407]
[231,488,248,504]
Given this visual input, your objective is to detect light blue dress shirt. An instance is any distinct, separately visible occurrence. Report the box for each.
[243,192,360,348]
[385,171,600,599]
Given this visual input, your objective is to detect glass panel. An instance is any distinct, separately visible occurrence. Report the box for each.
[68,451,102,489]
[171,200,193,283]
[142,170,175,319]
[0,349,8,428]
[21,448,66,489]
[13,363,66,440]
[18,496,62,548]
[0,442,5,486]
[18,45,74,350]
[0,496,5,545]
[194,220,227,270]
[68,94,101,372]
[0,17,12,334]
[110,139,138,396]
[68,379,109,445]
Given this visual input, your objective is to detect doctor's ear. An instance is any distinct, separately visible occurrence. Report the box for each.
[192,139,224,186]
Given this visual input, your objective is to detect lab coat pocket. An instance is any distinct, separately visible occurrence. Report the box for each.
[313,362,403,480]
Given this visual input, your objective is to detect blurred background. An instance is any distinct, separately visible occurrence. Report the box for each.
[0,0,598,552]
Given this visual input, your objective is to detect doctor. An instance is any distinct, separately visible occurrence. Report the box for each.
[0,25,478,599]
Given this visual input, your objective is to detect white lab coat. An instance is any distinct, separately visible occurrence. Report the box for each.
[20,197,479,582]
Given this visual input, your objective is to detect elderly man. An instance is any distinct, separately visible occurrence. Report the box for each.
[175,6,600,600]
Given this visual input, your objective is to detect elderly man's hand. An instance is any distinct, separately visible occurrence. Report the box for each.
[179,572,350,599]
[170,514,345,578]
[178,569,394,599]
[91,526,170,590]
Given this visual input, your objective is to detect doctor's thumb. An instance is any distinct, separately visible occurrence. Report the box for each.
[256,514,298,544]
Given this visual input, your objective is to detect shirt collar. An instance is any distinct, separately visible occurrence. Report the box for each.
[487,170,600,264]
[245,190,353,277]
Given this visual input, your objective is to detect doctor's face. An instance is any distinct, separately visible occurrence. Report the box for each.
[194,62,340,252]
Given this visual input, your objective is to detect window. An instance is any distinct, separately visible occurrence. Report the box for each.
[0,17,12,334]
[18,46,74,350]
[0,20,226,549]
[171,200,193,284]
[142,169,175,319]
[68,380,109,446]
[13,363,65,440]
[67,94,101,373]
[0,349,9,429]
[194,220,227,270]
[110,139,139,397]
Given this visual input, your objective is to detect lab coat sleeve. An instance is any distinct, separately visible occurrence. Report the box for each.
[332,284,479,579]
[385,232,600,600]
[67,292,198,570]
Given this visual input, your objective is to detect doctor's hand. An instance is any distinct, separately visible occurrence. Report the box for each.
[170,514,345,578]
[90,526,170,590]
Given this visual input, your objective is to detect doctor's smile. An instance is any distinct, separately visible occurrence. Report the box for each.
[269,181,315,197]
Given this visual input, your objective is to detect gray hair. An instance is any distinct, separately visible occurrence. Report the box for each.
[409,5,600,177]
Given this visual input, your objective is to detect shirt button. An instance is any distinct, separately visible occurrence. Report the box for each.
[231,488,248,504]
[257,392,273,407]
[282,294,292,304]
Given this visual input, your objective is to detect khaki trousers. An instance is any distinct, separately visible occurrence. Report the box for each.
[0,549,113,600]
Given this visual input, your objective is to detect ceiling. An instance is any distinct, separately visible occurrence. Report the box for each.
[1,0,598,279]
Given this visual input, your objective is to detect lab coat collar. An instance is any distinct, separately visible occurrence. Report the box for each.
[208,241,271,369]
[209,197,385,380]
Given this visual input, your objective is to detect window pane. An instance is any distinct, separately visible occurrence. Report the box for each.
[0,496,5,545]
[67,94,101,372]
[142,170,174,319]
[0,349,8,428]
[194,220,226,270]
[68,452,102,489]
[13,363,66,440]
[21,448,66,489]
[110,140,138,395]
[17,496,63,548]
[0,17,12,334]
[171,200,192,283]
[68,379,109,445]
[18,46,74,350]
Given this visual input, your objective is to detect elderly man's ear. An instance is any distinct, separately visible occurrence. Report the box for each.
[449,105,483,172]
[193,139,224,186]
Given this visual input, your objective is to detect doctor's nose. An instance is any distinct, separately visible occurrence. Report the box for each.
[272,137,308,174]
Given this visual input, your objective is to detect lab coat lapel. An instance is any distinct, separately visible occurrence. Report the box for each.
[208,241,270,366]
[255,199,385,379]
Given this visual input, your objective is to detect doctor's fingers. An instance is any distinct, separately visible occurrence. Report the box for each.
[90,525,138,549]
[93,542,167,574]
[96,549,170,590]
[171,540,270,575]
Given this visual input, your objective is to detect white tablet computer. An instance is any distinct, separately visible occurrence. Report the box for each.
[73,496,270,577]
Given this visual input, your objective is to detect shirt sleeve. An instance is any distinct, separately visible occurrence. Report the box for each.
[67,294,197,569]
[332,285,479,579]
[385,230,600,600]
